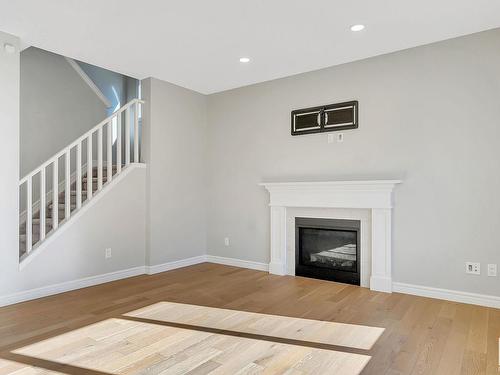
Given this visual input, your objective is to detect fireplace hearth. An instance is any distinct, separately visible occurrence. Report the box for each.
[295,217,360,285]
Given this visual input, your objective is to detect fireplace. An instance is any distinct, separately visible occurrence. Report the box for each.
[261,180,401,292]
[295,217,360,285]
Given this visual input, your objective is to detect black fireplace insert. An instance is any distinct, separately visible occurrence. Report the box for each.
[295,217,360,285]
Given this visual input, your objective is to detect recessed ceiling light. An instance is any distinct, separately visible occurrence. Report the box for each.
[3,43,15,54]
[350,24,365,32]
[239,57,250,63]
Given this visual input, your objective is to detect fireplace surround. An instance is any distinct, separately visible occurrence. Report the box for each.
[260,180,401,293]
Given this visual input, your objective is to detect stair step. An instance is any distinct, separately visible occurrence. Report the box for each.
[83,176,109,183]
[19,232,40,245]
[47,207,66,216]
[70,190,88,196]
[20,221,52,236]
[83,182,107,194]
[91,166,119,177]
[49,203,77,210]
[33,218,53,225]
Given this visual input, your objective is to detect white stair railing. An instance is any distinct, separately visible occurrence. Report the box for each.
[19,99,144,258]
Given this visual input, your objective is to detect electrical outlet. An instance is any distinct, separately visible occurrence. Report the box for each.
[487,264,497,277]
[224,237,230,247]
[105,248,112,259]
[327,134,334,144]
[465,262,480,275]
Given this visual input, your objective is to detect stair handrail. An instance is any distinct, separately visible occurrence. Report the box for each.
[20,98,144,184]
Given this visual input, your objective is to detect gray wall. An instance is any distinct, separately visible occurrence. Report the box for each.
[20,47,106,176]
[206,29,500,296]
[76,60,138,115]
[142,78,208,265]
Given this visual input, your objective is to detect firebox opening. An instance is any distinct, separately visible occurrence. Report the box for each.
[295,217,360,285]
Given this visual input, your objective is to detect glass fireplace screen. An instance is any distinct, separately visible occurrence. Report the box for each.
[299,227,357,273]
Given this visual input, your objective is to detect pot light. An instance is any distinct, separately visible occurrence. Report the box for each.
[239,57,250,63]
[350,24,365,32]
[3,43,15,54]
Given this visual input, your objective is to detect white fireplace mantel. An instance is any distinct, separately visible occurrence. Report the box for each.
[259,180,401,293]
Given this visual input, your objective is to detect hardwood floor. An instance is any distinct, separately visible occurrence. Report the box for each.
[0,263,498,374]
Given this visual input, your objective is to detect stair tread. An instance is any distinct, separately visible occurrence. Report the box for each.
[33,218,53,223]
[83,176,109,181]
[49,203,77,208]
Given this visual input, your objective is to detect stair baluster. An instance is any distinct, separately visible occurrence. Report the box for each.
[76,142,82,209]
[40,168,46,242]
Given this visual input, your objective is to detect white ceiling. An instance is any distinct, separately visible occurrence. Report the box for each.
[1,0,500,94]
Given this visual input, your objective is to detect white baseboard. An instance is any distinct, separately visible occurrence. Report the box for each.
[3,253,266,307]
[207,257,499,308]
[146,255,207,275]
[392,282,500,309]
[145,254,269,274]
[206,255,269,272]
[0,266,146,308]
[5,252,498,309]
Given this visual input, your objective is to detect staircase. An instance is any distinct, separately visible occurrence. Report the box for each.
[19,99,144,262]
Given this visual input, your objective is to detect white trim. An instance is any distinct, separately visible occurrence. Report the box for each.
[0,266,146,308]
[392,282,500,309]
[19,164,147,270]
[206,255,269,272]
[65,57,112,108]
[146,255,207,275]
[5,251,201,307]
[259,180,401,209]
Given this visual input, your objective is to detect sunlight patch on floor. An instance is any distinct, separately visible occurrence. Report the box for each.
[11,315,372,374]
[125,301,385,350]
[0,358,63,374]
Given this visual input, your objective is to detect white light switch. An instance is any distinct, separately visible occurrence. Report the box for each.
[224,237,230,246]
[487,264,497,277]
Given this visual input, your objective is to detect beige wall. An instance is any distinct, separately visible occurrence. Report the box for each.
[206,29,500,296]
